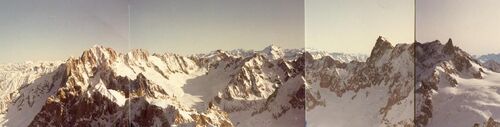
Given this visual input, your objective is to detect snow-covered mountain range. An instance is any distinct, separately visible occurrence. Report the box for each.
[475,53,500,73]
[477,53,500,63]
[306,36,415,126]
[0,37,498,127]
[0,45,305,126]
[483,60,500,73]
[305,48,368,63]
[305,37,500,127]
[415,39,500,127]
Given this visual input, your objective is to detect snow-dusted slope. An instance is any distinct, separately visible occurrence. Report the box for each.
[306,36,414,127]
[0,45,305,126]
[415,39,500,127]
[0,61,64,127]
[2,38,498,127]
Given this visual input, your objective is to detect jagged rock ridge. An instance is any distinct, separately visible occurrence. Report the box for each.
[306,36,415,126]
[0,45,306,127]
[415,38,500,127]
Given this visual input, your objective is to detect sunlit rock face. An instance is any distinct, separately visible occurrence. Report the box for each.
[0,45,305,127]
[306,36,415,127]
[415,39,500,127]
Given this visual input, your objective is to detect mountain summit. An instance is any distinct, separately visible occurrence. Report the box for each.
[0,38,499,126]
[415,39,500,127]
[306,36,415,126]
[0,45,306,127]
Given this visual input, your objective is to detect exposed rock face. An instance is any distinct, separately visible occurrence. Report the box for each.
[2,39,498,126]
[415,39,500,127]
[306,36,414,126]
[0,45,305,127]
[485,117,500,127]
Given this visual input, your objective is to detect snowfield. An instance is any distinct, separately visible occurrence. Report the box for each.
[0,45,306,126]
[0,40,498,126]
[306,37,415,127]
[428,69,500,127]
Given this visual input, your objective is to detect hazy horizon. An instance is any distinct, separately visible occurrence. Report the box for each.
[0,0,304,64]
[306,0,414,55]
[0,43,299,64]
[417,0,500,55]
[0,0,130,64]
[3,0,500,64]
[129,0,304,56]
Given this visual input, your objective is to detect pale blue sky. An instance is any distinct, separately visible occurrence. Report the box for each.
[417,0,500,55]
[0,0,129,63]
[0,0,304,63]
[306,0,414,54]
[129,0,304,55]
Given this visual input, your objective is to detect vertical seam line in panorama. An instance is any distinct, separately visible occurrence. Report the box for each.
[413,0,417,125]
[128,3,131,126]
[302,0,306,126]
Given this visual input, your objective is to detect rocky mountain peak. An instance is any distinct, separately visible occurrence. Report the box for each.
[128,49,150,61]
[446,38,453,45]
[367,36,394,63]
[263,44,281,52]
[443,38,455,54]
[303,51,315,62]
[376,36,387,42]
[262,44,284,60]
[414,38,500,127]
[374,36,393,51]
[80,45,118,66]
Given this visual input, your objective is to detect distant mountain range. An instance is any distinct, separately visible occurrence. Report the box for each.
[0,44,306,127]
[475,53,500,73]
[306,36,415,126]
[477,53,500,63]
[414,39,500,127]
[0,37,498,127]
[305,48,368,63]
[307,37,500,127]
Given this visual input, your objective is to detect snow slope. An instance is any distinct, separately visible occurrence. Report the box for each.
[306,36,414,127]
[427,69,500,127]
[415,39,500,127]
[0,45,306,126]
